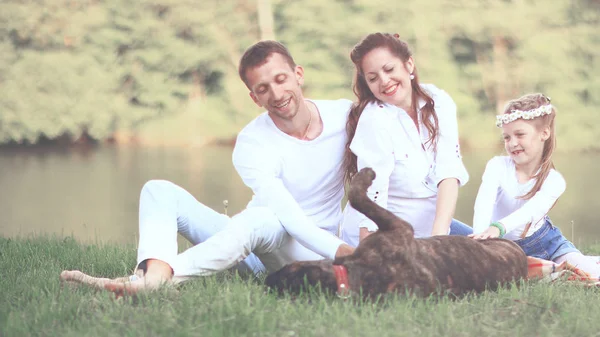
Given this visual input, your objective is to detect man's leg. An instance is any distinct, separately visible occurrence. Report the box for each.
[61,180,264,288]
[136,180,264,276]
[167,206,322,276]
[104,206,324,294]
[255,233,324,272]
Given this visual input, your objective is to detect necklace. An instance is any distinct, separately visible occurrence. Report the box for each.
[301,103,313,140]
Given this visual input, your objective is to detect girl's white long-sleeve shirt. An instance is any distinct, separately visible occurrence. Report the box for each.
[341,84,469,243]
[233,99,352,259]
[472,156,566,240]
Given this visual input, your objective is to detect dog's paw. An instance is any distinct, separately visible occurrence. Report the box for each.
[348,168,376,205]
[357,167,376,181]
[351,168,376,190]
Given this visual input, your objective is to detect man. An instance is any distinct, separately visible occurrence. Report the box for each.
[60,40,355,294]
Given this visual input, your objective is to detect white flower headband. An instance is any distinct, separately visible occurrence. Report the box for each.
[495,104,554,127]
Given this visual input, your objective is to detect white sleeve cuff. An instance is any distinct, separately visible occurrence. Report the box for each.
[433,161,470,187]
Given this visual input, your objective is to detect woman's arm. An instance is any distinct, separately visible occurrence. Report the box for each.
[359,227,372,241]
[429,89,469,235]
[431,178,459,235]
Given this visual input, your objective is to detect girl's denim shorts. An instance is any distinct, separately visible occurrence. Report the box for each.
[514,218,580,261]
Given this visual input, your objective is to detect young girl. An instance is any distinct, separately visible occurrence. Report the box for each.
[471,93,600,278]
[340,32,471,247]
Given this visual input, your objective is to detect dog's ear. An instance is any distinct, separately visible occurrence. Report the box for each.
[293,265,337,295]
[265,265,294,294]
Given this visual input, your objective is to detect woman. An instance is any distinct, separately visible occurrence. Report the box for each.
[341,33,471,247]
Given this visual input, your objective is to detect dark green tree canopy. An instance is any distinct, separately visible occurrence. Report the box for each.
[1,0,598,149]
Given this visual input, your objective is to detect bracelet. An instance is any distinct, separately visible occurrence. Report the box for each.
[489,222,506,238]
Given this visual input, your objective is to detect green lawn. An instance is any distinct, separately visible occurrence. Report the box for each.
[2,236,600,337]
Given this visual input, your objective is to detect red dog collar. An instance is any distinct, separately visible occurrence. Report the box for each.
[333,265,351,298]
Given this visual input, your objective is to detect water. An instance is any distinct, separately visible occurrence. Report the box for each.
[1,145,599,247]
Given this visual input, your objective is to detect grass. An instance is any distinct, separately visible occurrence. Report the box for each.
[2,236,600,337]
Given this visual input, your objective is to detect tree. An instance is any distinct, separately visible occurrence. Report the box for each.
[0,0,598,150]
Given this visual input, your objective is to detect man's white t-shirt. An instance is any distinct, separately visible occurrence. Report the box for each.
[232,99,353,259]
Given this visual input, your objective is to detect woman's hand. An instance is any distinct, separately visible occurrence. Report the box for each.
[469,226,500,240]
[359,227,374,241]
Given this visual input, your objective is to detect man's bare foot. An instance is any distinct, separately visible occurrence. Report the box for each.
[103,259,174,297]
[103,274,171,297]
[59,270,136,290]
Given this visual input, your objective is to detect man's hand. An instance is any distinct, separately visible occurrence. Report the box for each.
[469,226,500,240]
[335,243,355,259]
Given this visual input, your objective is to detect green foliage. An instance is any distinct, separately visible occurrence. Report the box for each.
[0,0,598,149]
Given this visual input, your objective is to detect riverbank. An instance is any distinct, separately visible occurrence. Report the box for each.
[3,105,600,153]
[2,235,600,336]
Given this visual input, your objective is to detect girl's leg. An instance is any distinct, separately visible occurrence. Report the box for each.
[554,252,600,279]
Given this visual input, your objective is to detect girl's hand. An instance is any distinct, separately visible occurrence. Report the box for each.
[468,226,501,240]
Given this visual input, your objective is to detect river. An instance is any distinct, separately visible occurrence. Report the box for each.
[1,145,598,247]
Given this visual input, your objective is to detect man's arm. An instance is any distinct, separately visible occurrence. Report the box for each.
[233,132,351,259]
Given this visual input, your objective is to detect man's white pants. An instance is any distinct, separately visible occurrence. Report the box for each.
[136,180,323,278]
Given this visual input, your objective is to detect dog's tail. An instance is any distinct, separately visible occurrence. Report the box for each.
[348,168,414,235]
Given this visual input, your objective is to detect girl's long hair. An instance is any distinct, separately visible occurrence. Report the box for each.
[343,33,438,186]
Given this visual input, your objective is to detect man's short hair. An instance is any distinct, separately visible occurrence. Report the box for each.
[238,40,297,89]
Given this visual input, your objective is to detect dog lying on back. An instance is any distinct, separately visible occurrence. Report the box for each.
[265,168,528,298]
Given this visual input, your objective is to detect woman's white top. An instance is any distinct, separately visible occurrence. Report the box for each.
[341,84,469,246]
[472,156,566,240]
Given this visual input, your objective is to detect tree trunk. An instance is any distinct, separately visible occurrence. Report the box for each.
[493,35,509,113]
[257,0,275,40]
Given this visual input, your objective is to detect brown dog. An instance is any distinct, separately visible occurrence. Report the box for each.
[265,168,528,298]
